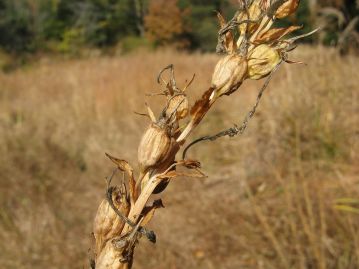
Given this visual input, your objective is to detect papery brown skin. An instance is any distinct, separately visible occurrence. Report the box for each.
[93,187,130,256]
[256,25,302,43]
[166,94,189,120]
[211,54,248,99]
[137,123,180,191]
[190,87,215,125]
[275,0,300,19]
[141,138,179,191]
[138,123,172,171]
[217,12,236,53]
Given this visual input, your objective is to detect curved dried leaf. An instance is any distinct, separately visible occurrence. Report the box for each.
[183,159,201,169]
[141,199,165,226]
[256,25,302,43]
[105,153,137,204]
[275,0,300,19]
[284,59,305,65]
[158,169,206,180]
[217,12,236,53]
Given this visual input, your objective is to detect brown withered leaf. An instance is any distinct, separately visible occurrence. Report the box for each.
[141,199,165,226]
[190,87,214,126]
[256,25,302,43]
[182,159,201,169]
[105,153,137,204]
[217,11,226,27]
[275,0,300,19]
[284,59,305,65]
[158,170,206,180]
[217,12,236,53]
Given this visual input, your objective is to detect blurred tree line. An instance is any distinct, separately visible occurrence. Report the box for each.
[0,0,358,56]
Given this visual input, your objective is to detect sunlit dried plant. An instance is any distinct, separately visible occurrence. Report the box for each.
[90,1,317,268]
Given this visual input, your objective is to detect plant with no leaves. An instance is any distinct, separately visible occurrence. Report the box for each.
[90,1,317,268]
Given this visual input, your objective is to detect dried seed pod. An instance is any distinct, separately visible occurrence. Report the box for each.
[138,123,175,174]
[248,44,281,80]
[93,187,130,256]
[166,94,189,120]
[275,0,300,19]
[211,54,248,100]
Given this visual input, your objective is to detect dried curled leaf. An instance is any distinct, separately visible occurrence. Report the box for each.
[275,0,300,19]
[105,153,137,204]
[248,44,281,80]
[217,12,236,53]
[141,199,165,226]
[182,159,201,169]
[256,25,302,43]
[158,170,206,179]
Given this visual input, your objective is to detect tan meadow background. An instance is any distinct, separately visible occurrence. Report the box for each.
[0,46,358,269]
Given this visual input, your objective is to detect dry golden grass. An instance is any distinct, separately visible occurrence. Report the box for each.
[0,46,358,269]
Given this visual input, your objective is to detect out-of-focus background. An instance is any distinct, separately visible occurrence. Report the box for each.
[0,0,358,268]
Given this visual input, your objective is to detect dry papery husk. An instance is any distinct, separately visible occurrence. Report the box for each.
[166,94,189,120]
[248,44,281,80]
[138,123,179,176]
[275,0,300,19]
[93,186,130,256]
[211,54,248,100]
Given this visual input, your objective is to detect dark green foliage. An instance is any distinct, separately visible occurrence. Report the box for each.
[0,0,357,55]
[0,0,36,53]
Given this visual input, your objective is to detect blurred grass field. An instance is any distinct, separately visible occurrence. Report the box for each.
[0,46,358,269]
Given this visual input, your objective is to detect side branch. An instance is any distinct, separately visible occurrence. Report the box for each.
[182,61,283,159]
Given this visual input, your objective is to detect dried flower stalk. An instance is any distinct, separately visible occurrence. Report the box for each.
[90,1,317,268]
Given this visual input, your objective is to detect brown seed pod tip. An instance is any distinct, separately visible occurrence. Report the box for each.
[138,123,175,173]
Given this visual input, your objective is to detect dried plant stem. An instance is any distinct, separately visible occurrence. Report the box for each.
[92,2,313,268]
[122,175,162,235]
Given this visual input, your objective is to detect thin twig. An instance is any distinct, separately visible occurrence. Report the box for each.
[182,61,283,159]
[157,64,173,84]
